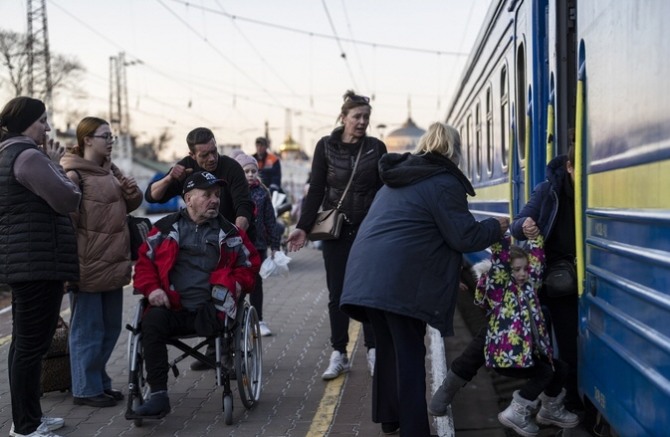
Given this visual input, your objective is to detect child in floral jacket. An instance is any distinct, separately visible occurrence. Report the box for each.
[475,234,578,436]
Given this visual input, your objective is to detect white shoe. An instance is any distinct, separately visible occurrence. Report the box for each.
[322,350,350,380]
[258,321,272,337]
[10,416,65,437]
[367,348,376,377]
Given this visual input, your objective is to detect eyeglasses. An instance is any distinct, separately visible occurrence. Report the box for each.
[347,95,370,104]
[90,133,117,143]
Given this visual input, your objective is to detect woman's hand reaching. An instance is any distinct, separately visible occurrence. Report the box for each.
[286,228,307,252]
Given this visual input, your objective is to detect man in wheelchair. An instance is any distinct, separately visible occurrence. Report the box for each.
[131,171,260,417]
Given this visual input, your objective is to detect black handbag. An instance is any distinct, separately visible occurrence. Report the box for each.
[127,215,152,261]
[307,145,363,241]
[544,259,577,297]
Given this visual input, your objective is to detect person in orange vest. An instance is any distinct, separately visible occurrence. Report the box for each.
[252,136,282,190]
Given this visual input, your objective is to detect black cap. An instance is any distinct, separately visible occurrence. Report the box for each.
[182,171,225,196]
[255,136,268,146]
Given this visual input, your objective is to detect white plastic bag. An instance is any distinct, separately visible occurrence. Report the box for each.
[259,251,291,279]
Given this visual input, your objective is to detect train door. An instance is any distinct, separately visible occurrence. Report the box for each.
[510,3,528,218]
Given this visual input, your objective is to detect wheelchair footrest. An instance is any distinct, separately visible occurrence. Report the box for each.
[125,410,168,421]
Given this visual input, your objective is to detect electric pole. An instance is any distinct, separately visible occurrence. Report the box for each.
[109,52,140,174]
[26,0,54,113]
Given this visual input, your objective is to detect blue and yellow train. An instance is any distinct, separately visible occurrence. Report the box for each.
[446,1,670,435]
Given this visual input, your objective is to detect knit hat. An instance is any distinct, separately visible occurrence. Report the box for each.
[0,97,46,134]
[235,153,258,170]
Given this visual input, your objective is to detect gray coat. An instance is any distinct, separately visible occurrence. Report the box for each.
[340,152,501,336]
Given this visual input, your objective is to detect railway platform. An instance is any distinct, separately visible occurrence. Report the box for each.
[0,246,589,436]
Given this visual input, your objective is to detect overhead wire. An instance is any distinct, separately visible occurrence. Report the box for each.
[320,0,358,90]
[165,0,469,57]
[339,0,370,93]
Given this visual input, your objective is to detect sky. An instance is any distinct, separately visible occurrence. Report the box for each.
[0,0,491,160]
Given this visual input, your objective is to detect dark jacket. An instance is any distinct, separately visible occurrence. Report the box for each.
[297,127,387,230]
[511,155,575,265]
[0,140,79,283]
[145,154,254,228]
[340,152,502,336]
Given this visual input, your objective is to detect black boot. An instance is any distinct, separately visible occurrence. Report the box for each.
[133,391,171,417]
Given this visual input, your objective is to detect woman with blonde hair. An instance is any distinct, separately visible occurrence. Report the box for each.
[340,122,508,436]
[61,117,142,408]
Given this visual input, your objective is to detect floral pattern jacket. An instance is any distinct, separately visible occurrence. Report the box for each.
[474,234,553,369]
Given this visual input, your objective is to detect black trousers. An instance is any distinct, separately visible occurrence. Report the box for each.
[542,292,580,408]
[250,250,266,321]
[9,280,64,435]
[495,357,569,401]
[366,308,431,437]
[321,225,374,352]
[141,307,198,391]
[451,326,487,381]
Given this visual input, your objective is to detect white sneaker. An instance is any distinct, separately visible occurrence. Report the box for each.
[258,321,272,337]
[9,416,65,437]
[10,416,65,437]
[322,350,350,380]
[367,348,376,377]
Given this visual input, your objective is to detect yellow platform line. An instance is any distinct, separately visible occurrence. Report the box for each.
[306,320,361,437]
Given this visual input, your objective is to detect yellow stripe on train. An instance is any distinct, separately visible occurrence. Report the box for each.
[588,159,670,209]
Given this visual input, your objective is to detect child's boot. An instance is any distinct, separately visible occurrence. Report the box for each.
[428,370,467,416]
[536,389,580,428]
[498,390,540,437]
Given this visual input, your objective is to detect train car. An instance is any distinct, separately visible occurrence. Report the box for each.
[446,1,670,435]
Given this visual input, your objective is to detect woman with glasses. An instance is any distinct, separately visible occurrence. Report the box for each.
[60,117,142,408]
[1,96,80,437]
[286,90,387,381]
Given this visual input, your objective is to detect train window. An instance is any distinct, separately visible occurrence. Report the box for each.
[475,102,482,180]
[459,125,466,171]
[486,87,493,175]
[466,114,473,179]
[501,66,509,171]
[516,44,527,161]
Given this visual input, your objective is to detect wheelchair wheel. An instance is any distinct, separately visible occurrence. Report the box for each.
[223,393,233,425]
[235,304,262,409]
[126,299,148,427]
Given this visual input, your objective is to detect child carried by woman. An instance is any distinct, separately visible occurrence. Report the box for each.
[475,234,579,437]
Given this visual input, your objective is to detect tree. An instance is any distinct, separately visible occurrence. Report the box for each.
[0,29,85,100]
[135,128,173,162]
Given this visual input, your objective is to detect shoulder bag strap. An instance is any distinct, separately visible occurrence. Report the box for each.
[335,143,364,210]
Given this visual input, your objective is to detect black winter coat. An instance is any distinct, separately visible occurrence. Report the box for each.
[297,127,387,230]
[340,152,502,336]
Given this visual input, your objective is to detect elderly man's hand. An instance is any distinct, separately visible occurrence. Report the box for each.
[148,288,171,308]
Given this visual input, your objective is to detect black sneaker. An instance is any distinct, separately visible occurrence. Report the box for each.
[381,421,400,434]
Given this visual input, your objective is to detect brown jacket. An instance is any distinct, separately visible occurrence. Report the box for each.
[61,154,142,292]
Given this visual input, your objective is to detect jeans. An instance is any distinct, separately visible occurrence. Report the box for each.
[69,289,123,397]
[8,280,64,436]
[322,224,375,352]
[366,308,431,437]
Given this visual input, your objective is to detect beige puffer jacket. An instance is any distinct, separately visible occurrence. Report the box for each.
[61,154,143,292]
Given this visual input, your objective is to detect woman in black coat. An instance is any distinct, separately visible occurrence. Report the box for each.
[286,90,387,381]
[340,122,508,437]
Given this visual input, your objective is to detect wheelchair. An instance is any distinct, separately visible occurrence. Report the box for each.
[124,293,262,426]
